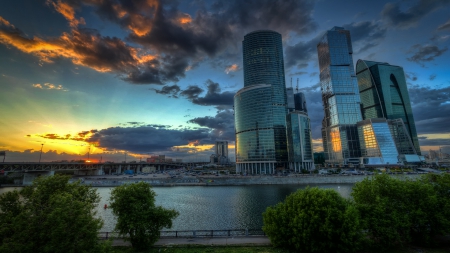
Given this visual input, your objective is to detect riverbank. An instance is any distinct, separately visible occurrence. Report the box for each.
[77,173,422,187]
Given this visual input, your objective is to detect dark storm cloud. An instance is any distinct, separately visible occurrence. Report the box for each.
[43,0,316,85]
[407,44,448,65]
[181,80,235,108]
[188,109,235,141]
[180,85,204,100]
[86,125,211,153]
[151,84,181,97]
[409,85,450,134]
[437,19,450,31]
[381,0,450,29]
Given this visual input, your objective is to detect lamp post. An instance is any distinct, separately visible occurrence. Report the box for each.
[38,144,44,163]
[87,145,91,161]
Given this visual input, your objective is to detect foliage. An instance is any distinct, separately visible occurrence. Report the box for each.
[0,174,110,253]
[111,246,293,253]
[352,174,450,249]
[109,182,179,251]
[262,187,362,253]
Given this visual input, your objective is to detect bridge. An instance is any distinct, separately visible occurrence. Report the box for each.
[0,161,211,185]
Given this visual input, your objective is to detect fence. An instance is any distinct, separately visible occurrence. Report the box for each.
[98,229,265,239]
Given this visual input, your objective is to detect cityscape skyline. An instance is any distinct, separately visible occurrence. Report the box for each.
[1,0,450,162]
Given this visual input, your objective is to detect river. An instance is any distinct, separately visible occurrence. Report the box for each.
[0,184,353,232]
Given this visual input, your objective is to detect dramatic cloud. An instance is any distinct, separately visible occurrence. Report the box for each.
[181,80,235,109]
[1,0,318,85]
[299,84,324,139]
[150,84,181,97]
[381,0,450,29]
[84,125,211,153]
[188,109,235,141]
[407,44,448,65]
[409,85,450,135]
[437,19,450,31]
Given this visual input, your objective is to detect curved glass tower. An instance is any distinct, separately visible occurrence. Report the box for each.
[356,60,421,155]
[235,30,288,174]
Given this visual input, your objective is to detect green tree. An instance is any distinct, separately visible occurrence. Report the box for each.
[262,187,362,253]
[109,182,179,251]
[352,174,450,248]
[0,175,110,253]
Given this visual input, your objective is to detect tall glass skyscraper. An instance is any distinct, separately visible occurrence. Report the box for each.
[356,60,421,155]
[235,30,288,174]
[317,27,362,165]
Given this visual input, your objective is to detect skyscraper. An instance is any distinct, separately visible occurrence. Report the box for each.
[317,27,362,165]
[356,60,421,155]
[235,30,288,174]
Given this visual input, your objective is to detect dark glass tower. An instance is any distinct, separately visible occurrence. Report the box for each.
[235,30,288,174]
[317,27,362,165]
[356,60,421,155]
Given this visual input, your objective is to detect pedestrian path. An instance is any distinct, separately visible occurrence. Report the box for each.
[112,236,271,247]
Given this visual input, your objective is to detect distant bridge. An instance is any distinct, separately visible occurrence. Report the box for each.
[0,162,210,173]
[0,162,210,185]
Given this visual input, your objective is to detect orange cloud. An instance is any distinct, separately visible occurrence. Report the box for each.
[225,64,239,74]
[177,13,192,24]
[47,0,85,27]
[0,17,158,76]
[32,83,66,90]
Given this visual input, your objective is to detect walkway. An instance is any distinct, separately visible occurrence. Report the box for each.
[112,236,271,246]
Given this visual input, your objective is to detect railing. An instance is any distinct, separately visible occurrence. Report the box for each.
[98,229,265,239]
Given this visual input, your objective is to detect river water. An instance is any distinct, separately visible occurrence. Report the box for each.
[0,184,353,232]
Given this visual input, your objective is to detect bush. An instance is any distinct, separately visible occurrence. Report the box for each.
[352,174,450,248]
[0,175,110,253]
[262,187,362,253]
[109,182,179,251]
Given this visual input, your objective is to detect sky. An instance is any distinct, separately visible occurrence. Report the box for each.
[0,0,449,163]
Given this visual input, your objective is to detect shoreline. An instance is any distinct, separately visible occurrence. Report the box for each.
[1,174,423,188]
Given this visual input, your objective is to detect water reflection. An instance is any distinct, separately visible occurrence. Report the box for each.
[1,184,353,232]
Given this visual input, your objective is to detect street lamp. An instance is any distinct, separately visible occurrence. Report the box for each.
[38,144,44,163]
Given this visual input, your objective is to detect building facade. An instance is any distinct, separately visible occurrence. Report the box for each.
[356,60,421,155]
[210,141,229,165]
[317,27,362,165]
[357,118,400,165]
[235,30,288,174]
[286,111,315,171]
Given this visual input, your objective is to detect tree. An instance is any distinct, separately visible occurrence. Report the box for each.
[109,182,179,251]
[352,174,450,248]
[0,175,110,253]
[262,187,362,253]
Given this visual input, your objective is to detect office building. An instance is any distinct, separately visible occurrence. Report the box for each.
[286,110,314,171]
[210,141,229,165]
[235,30,288,174]
[356,60,421,155]
[357,118,400,165]
[294,92,307,113]
[317,27,362,165]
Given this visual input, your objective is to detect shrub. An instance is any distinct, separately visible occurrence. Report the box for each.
[109,182,179,251]
[0,175,110,253]
[263,187,362,253]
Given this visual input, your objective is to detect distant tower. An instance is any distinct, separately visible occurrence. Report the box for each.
[317,27,362,165]
[235,30,288,174]
[356,60,421,155]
